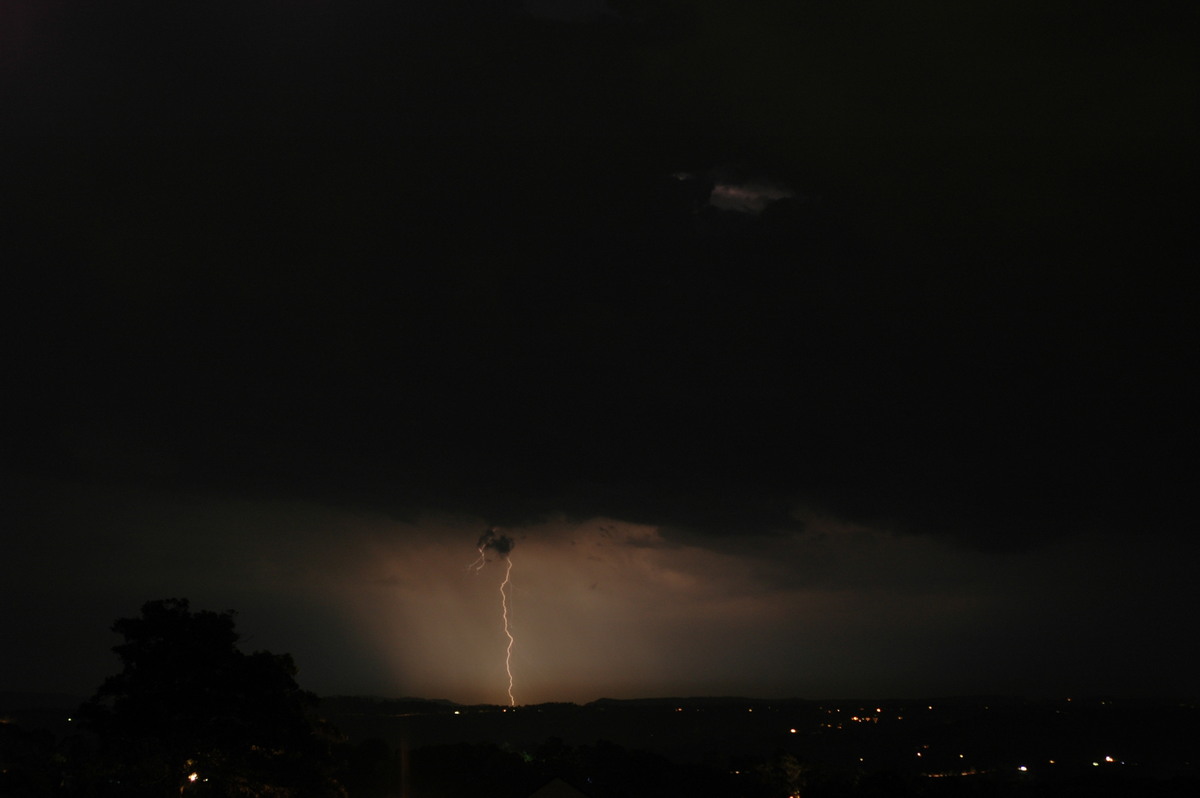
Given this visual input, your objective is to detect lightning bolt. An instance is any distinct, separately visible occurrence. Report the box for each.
[468,529,517,706]
[468,545,487,573]
[501,556,515,707]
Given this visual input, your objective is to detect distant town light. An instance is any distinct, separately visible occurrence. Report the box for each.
[789,728,797,734]
[1018,766,1028,772]
[1105,756,1114,763]
[188,773,199,783]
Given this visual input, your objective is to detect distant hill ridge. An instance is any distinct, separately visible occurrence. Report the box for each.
[318,695,462,715]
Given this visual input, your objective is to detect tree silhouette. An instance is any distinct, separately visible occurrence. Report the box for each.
[81,599,344,798]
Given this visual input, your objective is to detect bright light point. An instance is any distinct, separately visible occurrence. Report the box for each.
[453,710,461,715]
[1105,756,1114,762]
[1018,766,1028,772]
[188,773,199,782]
[1092,762,1100,767]
[789,728,797,733]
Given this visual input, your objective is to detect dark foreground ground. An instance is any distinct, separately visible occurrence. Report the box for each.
[3,693,1196,797]
[321,694,1197,798]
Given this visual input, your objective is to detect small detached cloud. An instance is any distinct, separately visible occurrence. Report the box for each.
[673,166,796,214]
[708,179,795,214]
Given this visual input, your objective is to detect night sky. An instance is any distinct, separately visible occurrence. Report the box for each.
[4,1,1197,706]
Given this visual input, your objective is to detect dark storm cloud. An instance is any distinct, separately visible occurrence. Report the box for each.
[8,129,1193,554]
[476,528,515,558]
[524,0,611,22]
[3,0,1197,702]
